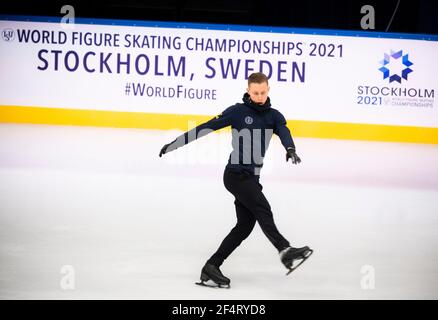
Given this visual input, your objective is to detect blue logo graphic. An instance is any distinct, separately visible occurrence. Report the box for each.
[379,50,413,83]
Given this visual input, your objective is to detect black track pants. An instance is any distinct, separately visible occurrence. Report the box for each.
[207,168,290,267]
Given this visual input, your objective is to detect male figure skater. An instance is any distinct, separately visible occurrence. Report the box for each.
[159,72,313,288]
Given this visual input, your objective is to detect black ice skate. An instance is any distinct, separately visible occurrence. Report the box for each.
[280,246,313,275]
[195,263,231,288]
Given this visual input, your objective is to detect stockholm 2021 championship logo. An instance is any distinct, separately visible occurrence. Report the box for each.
[378,50,413,83]
[357,49,433,109]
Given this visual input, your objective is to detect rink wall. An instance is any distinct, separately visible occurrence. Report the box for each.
[1,105,437,144]
[1,15,437,144]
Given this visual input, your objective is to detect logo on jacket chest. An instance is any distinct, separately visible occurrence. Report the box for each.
[244,116,254,125]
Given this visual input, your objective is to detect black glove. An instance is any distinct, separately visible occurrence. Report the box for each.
[159,139,177,157]
[286,147,301,164]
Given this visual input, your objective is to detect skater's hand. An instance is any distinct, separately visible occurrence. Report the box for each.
[159,139,176,157]
[286,147,301,164]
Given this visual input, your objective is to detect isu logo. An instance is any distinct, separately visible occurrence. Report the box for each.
[2,29,14,41]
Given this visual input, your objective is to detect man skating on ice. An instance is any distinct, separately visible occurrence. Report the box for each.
[159,72,313,288]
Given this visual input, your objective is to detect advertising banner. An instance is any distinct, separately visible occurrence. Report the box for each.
[1,16,437,142]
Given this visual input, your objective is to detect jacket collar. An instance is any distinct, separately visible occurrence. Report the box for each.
[242,93,271,112]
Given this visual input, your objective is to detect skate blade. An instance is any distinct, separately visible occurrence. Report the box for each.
[286,249,313,276]
[195,280,230,289]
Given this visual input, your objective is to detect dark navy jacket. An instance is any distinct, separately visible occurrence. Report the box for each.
[167,93,296,175]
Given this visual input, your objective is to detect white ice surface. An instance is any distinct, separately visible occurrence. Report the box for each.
[0,123,438,299]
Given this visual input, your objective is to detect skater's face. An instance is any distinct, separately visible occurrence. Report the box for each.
[247,82,270,105]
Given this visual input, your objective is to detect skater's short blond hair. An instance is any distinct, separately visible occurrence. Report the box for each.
[248,72,269,86]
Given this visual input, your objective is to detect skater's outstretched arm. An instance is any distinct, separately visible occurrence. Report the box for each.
[273,111,301,164]
[159,106,235,157]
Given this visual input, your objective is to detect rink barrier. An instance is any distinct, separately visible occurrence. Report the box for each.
[1,105,437,144]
